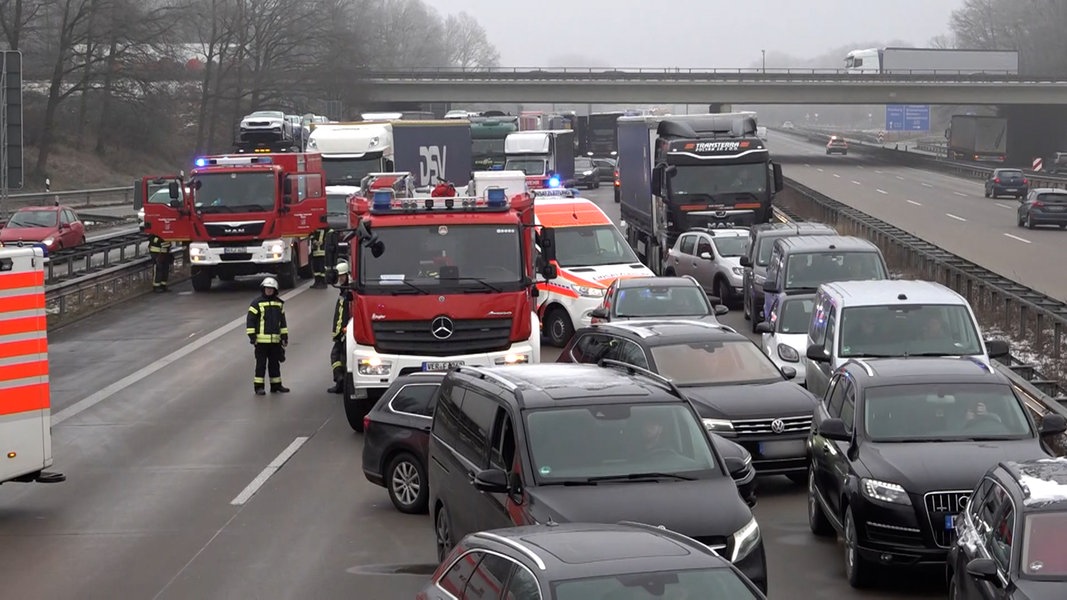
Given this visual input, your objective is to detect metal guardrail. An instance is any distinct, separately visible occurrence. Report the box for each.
[776,178,1066,402]
[0,186,133,218]
[43,232,152,284]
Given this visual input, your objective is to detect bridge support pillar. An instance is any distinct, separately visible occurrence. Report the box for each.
[1002,105,1067,168]
[708,103,732,114]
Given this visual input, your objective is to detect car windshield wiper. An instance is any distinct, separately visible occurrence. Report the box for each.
[842,353,897,358]
[539,479,598,486]
[366,278,429,294]
[903,351,968,357]
[586,472,697,483]
[441,276,502,293]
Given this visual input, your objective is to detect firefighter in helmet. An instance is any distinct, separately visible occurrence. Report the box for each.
[327,261,351,394]
[147,233,173,292]
[310,225,331,288]
[246,276,290,395]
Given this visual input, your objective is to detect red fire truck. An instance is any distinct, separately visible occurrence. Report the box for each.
[138,153,328,291]
[340,172,557,431]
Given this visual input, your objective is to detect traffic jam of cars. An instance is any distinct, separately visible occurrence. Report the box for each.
[351,192,1067,599]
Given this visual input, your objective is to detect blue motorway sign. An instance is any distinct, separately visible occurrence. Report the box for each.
[885,104,930,131]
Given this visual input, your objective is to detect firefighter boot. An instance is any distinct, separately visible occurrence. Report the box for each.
[327,380,343,394]
[271,383,291,393]
[254,386,266,396]
[312,277,327,289]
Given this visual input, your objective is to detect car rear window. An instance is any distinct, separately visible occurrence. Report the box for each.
[1022,512,1067,577]
[998,170,1023,177]
[1038,193,1067,203]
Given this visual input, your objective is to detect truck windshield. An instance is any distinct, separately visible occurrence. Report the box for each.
[553,225,639,268]
[670,163,767,197]
[322,157,380,186]
[193,172,275,213]
[505,158,547,176]
[472,139,505,157]
[360,224,523,289]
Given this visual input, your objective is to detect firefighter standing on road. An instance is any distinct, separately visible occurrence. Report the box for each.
[310,226,331,288]
[148,233,173,293]
[327,261,351,394]
[247,277,290,395]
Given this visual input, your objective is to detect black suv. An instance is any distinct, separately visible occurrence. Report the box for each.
[740,222,836,329]
[947,457,1067,599]
[807,358,1067,589]
[427,362,768,593]
[559,320,818,482]
[985,168,1029,199]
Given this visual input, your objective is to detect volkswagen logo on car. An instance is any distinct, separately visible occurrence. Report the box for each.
[770,419,786,434]
[430,316,454,340]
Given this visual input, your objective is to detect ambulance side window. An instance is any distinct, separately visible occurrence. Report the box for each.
[0,258,12,272]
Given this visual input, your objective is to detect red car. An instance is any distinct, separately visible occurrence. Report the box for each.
[0,205,87,252]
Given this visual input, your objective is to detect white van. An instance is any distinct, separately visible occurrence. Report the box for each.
[802,279,1010,398]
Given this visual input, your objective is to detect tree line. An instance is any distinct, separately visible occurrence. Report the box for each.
[948,0,1067,75]
[0,0,501,181]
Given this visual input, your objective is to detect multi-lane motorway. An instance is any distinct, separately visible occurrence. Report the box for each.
[769,131,1066,301]
[1,185,950,600]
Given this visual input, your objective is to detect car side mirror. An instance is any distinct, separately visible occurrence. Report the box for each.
[590,307,609,320]
[739,256,752,267]
[818,417,850,441]
[1040,413,1067,436]
[714,305,729,316]
[540,263,558,280]
[472,468,510,494]
[168,181,180,199]
[772,163,784,192]
[965,557,1001,585]
[699,251,712,260]
[755,322,773,334]
[806,344,830,363]
[283,177,293,195]
[283,195,294,205]
[985,339,1010,360]
[780,365,797,380]
[762,281,780,294]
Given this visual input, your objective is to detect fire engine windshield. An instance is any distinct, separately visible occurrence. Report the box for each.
[361,224,523,290]
[322,157,381,185]
[669,163,767,197]
[193,172,276,213]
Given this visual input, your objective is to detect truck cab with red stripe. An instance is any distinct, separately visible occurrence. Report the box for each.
[0,247,64,486]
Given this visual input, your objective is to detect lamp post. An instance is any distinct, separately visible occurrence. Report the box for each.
[761,50,766,73]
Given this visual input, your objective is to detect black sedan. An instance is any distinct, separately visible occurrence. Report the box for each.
[592,157,617,182]
[559,319,819,482]
[574,157,600,189]
[592,276,728,325]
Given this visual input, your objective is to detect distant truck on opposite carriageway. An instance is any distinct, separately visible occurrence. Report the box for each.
[844,47,1019,75]
[946,115,1008,163]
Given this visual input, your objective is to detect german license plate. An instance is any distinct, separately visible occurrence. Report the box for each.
[1048,206,1065,212]
[945,515,958,530]
[1004,188,1017,192]
[757,440,805,459]
[423,361,464,372]
[224,247,247,254]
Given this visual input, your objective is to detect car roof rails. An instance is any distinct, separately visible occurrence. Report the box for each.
[597,359,686,400]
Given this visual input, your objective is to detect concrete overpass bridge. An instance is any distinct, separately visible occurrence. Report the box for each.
[356,67,1067,167]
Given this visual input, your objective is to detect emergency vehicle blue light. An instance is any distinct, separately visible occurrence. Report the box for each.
[372,190,394,210]
[486,187,507,207]
[548,176,561,188]
[195,158,208,167]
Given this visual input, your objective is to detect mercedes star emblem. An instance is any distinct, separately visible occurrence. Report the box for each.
[431,316,455,340]
[770,419,785,434]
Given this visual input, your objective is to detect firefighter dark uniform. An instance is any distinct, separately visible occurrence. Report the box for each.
[327,262,351,394]
[246,277,290,395]
[148,234,172,292]
[310,227,330,288]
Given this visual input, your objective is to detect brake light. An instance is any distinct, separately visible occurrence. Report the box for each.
[1033,201,1044,208]
[363,415,371,431]
[1023,178,1029,185]
[993,178,1000,183]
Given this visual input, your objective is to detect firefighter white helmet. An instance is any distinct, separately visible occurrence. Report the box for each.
[261,277,279,290]
[335,262,350,276]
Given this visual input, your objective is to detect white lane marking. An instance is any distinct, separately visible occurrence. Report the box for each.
[995,203,1013,209]
[230,436,309,506]
[52,282,313,426]
[874,170,884,174]
[804,163,811,168]
[856,166,865,169]
[833,173,841,178]
[946,213,967,222]
[851,180,862,185]
[922,183,934,188]
[1003,233,1032,244]
[895,175,905,180]
[953,192,968,197]
[876,189,888,195]
[907,200,922,206]
[816,168,824,172]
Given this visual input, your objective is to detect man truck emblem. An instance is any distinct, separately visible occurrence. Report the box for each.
[224,228,244,234]
[431,316,454,340]
[770,419,785,434]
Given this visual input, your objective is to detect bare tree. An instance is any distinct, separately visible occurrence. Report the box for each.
[0,0,41,50]
[950,0,1067,75]
[928,34,957,49]
[444,11,499,69]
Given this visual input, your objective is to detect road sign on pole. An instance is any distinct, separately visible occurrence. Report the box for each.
[0,50,23,216]
[885,104,930,132]
[1033,157,1043,171]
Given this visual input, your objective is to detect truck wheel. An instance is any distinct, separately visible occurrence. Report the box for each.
[343,379,380,432]
[297,261,313,279]
[544,307,574,348]
[278,260,298,289]
[191,268,213,292]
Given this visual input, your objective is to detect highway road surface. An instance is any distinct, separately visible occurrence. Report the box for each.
[0,186,944,599]
[769,131,1067,301]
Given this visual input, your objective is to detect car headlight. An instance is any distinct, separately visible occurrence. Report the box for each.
[307,139,318,149]
[702,418,735,436]
[189,245,206,257]
[729,517,761,562]
[494,353,529,365]
[263,239,285,256]
[731,266,744,277]
[42,237,55,246]
[583,170,593,176]
[777,343,800,363]
[357,356,392,376]
[862,478,912,505]
[576,286,604,298]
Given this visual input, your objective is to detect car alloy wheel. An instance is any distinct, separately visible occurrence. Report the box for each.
[387,453,428,514]
[435,506,454,563]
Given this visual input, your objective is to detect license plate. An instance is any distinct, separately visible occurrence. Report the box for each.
[1004,188,1017,192]
[1048,206,1065,212]
[757,440,806,459]
[224,247,247,254]
[945,514,958,530]
[423,361,464,372]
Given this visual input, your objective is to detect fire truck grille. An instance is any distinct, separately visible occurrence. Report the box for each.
[205,222,265,237]
[372,318,513,357]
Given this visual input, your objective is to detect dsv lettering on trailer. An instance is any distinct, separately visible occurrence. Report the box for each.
[419,145,447,186]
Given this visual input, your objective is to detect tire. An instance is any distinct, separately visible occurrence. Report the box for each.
[1026,212,1036,230]
[715,277,733,307]
[743,288,752,321]
[343,379,378,432]
[191,268,212,292]
[544,307,574,348]
[984,188,991,198]
[947,575,960,600]
[664,268,676,276]
[386,452,429,514]
[298,259,313,280]
[78,236,86,247]
[278,259,298,289]
[435,504,455,563]
[844,506,875,588]
[807,469,834,537]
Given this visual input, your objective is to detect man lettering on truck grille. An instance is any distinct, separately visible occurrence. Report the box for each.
[246,276,290,395]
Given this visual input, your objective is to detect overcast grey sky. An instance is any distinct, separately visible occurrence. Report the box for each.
[429,0,963,68]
